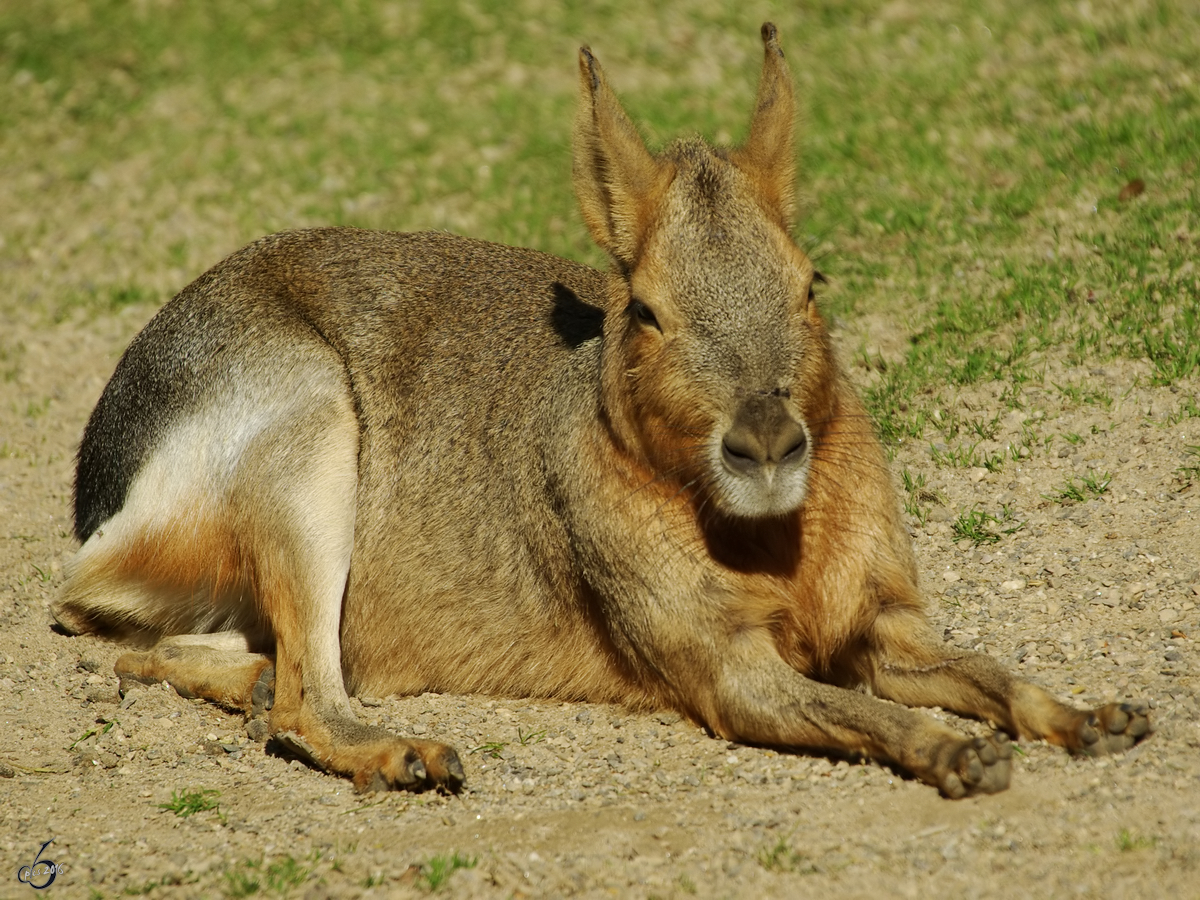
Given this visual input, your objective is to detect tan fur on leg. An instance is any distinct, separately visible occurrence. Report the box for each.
[867,608,1152,756]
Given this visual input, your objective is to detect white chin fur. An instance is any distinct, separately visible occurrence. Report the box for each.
[709,451,811,519]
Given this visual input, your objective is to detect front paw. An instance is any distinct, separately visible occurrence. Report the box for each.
[936,732,1013,799]
[273,730,464,794]
[1073,701,1152,757]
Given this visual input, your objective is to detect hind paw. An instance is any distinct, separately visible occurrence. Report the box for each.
[1073,701,1152,757]
[935,732,1013,799]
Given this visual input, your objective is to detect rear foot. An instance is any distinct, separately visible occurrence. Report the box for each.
[114,644,272,714]
[1072,701,1152,757]
[245,665,276,742]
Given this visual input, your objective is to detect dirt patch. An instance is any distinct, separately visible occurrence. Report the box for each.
[0,292,1197,898]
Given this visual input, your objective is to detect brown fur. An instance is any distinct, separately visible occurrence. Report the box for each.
[53,24,1150,798]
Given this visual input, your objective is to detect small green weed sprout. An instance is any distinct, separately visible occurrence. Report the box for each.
[1055,383,1112,408]
[1045,472,1111,502]
[968,415,1000,440]
[122,879,159,895]
[417,852,477,891]
[516,726,546,746]
[755,836,811,873]
[159,788,220,819]
[1175,446,1200,485]
[264,857,310,893]
[68,718,116,751]
[901,469,924,495]
[930,441,1004,472]
[1166,395,1200,424]
[952,509,1002,545]
[223,860,259,898]
[223,856,310,897]
[901,469,942,524]
[468,741,506,759]
[1116,829,1155,852]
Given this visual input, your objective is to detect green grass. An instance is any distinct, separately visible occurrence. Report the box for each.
[952,506,1023,545]
[223,856,311,897]
[930,441,1005,472]
[417,852,477,892]
[468,740,506,760]
[68,718,116,750]
[952,509,1002,545]
[159,788,220,819]
[1115,828,1156,852]
[122,880,160,896]
[1175,445,1200,485]
[901,469,943,524]
[755,835,811,873]
[1055,382,1113,408]
[516,726,547,746]
[1044,471,1113,502]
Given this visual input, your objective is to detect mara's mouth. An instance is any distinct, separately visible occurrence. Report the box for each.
[707,424,812,519]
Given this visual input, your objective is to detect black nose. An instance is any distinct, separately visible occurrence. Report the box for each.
[721,395,808,475]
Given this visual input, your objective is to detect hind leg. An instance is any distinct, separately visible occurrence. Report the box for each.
[866,607,1152,756]
[57,378,463,792]
[115,632,275,715]
[222,394,463,792]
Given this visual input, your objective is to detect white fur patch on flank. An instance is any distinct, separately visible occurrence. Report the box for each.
[57,380,360,649]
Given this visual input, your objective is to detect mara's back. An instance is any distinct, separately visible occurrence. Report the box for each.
[78,228,603,535]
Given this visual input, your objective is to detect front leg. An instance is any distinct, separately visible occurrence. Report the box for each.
[700,632,1012,798]
[865,608,1153,755]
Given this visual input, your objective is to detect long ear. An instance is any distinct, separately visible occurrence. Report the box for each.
[731,23,796,229]
[573,47,672,269]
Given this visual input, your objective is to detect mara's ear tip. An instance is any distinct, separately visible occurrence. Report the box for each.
[760,22,779,45]
[578,46,600,89]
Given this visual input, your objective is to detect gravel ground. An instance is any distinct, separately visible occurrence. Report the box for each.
[1,309,1198,899]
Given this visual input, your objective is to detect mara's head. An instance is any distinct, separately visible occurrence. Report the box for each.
[574,24,836,522]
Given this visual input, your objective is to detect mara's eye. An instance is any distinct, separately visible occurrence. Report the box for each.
[628,299,661,331]
[807,270,827,304]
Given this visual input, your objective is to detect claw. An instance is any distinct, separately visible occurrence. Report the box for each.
[1080,715,1100,747]
[975,736,997,766]
[965,752,983,785]
[445,752,466,788]
[408,755,428,783]
[942,771,965,800]
[994,732,1013,759]
[251,666,275,717]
